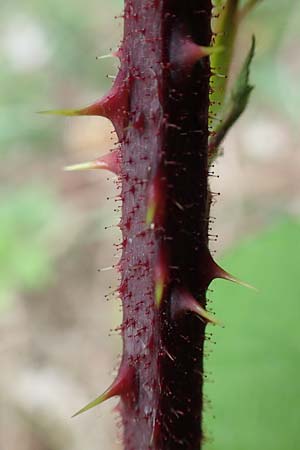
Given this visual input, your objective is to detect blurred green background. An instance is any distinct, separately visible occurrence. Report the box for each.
[0,1,299,449]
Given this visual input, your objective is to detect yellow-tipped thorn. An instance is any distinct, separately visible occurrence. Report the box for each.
[171,287,222,326]
[72,364,135,418]
[193,303,221,326]
[146,173,165,228]
[37,108,83,116]
[96,49,121,61]
[155,279,164,308]
[220,270,258,292]
[64,161,99,172]
[64,151,121,175]
[72,390,110,418]
[38,101,105,118]
[207,250,258,292]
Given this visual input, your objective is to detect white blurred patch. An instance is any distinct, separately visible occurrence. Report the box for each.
[1,15,51,71]
[241,117,288,161]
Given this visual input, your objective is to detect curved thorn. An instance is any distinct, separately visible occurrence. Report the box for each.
[191,302,221,326]
[64,150,121,175]
[72,364,134,418]
[39,70,128,140]
[170,28,224,70]
[72,390,111,418]
[171,287,221,326]
[204,248,257,292]
[217,267,258,292]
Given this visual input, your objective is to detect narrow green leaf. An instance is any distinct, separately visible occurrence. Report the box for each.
[209,36,256,161]
[210,0,239,123]
[230,35,255,117]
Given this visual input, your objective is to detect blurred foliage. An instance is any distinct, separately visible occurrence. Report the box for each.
[205,218,300,450]
[242,0,300,122]
[0,0,123,153]
[0,0,123,308]
[0,187,64,311]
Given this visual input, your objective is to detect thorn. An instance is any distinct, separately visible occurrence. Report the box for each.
[38,107,89,116]
[98,265,114,272]
[72,364,135,418]
[191,300,221,326]
[64,161,101,172]
[155,278,164,309]
[96,53,114,60]
[146,190,156,227]
[146,172,165,227]
[215,266,258,291]
[170,29,224,71]
[96,50,119,60]
[97,47,123,61]
[171,287,221,326]
[39,70,129,140]
[64,150,121,175]
[154,248,168,308]
[203,247,257,291]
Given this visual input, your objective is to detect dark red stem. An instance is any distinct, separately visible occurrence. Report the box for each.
[117,1,212,449]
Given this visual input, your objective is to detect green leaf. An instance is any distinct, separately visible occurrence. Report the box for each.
[230,35,255,117]
[210,0,239,124]
[204,218,300,450]
[209,36,255,161]
[0,187,59,305]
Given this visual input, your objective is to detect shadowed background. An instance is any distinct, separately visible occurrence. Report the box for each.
[0,1,299,449]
